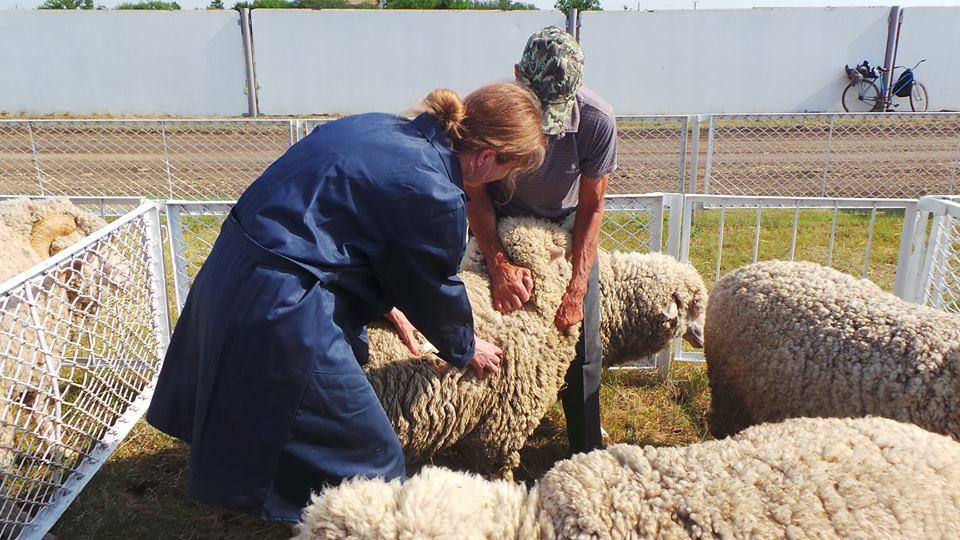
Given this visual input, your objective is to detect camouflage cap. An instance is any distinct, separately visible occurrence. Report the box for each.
[517,26,585,135]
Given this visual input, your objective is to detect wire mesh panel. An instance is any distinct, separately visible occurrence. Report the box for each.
[912,197,960,313]
[675,195,917,363]
[0,202,169,540]
[0,121,295,200]
[703,113,960,198]
[166,202,233,314]
[612,116,688,194]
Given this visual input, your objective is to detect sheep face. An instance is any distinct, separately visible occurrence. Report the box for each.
[600,251,708,366]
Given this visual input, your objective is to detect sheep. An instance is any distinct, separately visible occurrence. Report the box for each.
[0,198,110,484]
[363,216,708,478]
[294,416,960,539]
[704,260,960,439]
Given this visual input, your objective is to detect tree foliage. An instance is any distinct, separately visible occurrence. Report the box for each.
[207,0,224,8]
[115,0,181,7]
[38,0,96,9]
[554,0,600,13]
[385,0,535,9]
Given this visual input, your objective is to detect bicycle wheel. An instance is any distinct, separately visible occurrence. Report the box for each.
[910,81,929,112]
[842,80,882,112]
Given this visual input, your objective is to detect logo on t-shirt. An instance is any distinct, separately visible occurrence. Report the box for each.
[566,162,580,175]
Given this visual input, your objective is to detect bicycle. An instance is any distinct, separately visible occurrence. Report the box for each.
[842,59,929,112]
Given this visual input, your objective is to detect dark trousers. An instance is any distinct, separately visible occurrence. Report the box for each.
[558,256,603,454]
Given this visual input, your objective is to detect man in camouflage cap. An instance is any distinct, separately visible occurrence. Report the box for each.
[466,26,617,455]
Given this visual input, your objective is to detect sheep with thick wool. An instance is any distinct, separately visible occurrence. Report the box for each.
[363,216,707,477]
[705,260,960,439]
[295,416,960,539]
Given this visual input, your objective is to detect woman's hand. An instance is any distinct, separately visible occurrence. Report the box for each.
[489,258,534,313]
[469,336,503,378]
[385,307,421,355]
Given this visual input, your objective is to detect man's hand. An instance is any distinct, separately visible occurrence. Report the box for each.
[490,256,534,313]
[469,336,503,378]
[385,307,421,355]
[555,287,586,331]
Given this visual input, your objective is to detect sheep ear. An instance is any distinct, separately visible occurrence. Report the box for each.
[548,246,564,261]
[661,298,679,319]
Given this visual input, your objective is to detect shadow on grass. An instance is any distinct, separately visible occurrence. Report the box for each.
[52,426,291,540]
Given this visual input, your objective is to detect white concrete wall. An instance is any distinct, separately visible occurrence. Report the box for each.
[0,11,248,116]
[580,7,891,114]
[896,7,960,112]
[251,10,566,116]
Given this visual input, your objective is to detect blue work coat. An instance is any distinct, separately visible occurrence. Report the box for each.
[146,113,476,522]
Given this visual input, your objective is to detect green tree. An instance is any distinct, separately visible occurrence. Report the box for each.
[554,0,600,13]
[115,0,181,7]
[385,0,535,9]
[38,0,95,9]
[207,0,224,8]
[232,0,290,8]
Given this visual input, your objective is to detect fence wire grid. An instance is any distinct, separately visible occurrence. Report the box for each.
[2,114,959,202]
[0,202,168,540]
[701,113,960,198]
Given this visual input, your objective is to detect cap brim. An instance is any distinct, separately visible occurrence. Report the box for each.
[541,96,575,136]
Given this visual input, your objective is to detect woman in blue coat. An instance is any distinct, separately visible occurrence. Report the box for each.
[146,84,546,522]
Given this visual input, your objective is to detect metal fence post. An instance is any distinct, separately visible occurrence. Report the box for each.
[893,201,922,299]
[28,122,45,195]
[950,135,960,193]
[701,115,715,195]
[687,116,701,194]
[160,122,175,199]
[166,203,190,314]
[240,8,259,117]
[145,202,172,344]
[821,114,836,197]
[676,116,689,193]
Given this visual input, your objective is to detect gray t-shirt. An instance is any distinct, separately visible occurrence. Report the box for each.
[489,86,617,220]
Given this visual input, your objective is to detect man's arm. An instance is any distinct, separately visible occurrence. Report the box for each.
[465,184,534,313]
[555,174,609,331]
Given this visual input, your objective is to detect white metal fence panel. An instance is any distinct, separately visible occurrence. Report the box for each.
[0,202,169,540]
[673,195,919,364]
[701,113,960,198]
[903,196,960,313]
[166,202,233,314]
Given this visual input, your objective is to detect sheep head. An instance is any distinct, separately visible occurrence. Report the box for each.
[600,251,708,366]
[30,213,82,259]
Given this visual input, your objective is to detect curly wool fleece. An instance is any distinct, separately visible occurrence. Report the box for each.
[364,216,707,476]
[705,260,960,439]
[294,416,960,539]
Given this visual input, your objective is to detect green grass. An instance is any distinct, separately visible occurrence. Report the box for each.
[51,209,905,537]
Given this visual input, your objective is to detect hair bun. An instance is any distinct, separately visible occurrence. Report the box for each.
[422,89,467,138]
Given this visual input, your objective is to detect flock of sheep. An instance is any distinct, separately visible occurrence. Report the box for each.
[298,215,960,538]
[4,198,960,538]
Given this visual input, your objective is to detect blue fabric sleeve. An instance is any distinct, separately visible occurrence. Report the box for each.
[376,206,475,369]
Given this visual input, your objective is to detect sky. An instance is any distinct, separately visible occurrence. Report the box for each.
[1,0,959,13]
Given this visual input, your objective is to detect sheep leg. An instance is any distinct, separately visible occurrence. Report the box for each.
[707,376,754,438]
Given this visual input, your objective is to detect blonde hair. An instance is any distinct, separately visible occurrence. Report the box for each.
[421,84,546,184]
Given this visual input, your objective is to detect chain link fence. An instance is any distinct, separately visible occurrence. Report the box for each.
[701,113,960,198]
[0,202,168,540]
[3,114,959,201]
[0,120,299,200]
